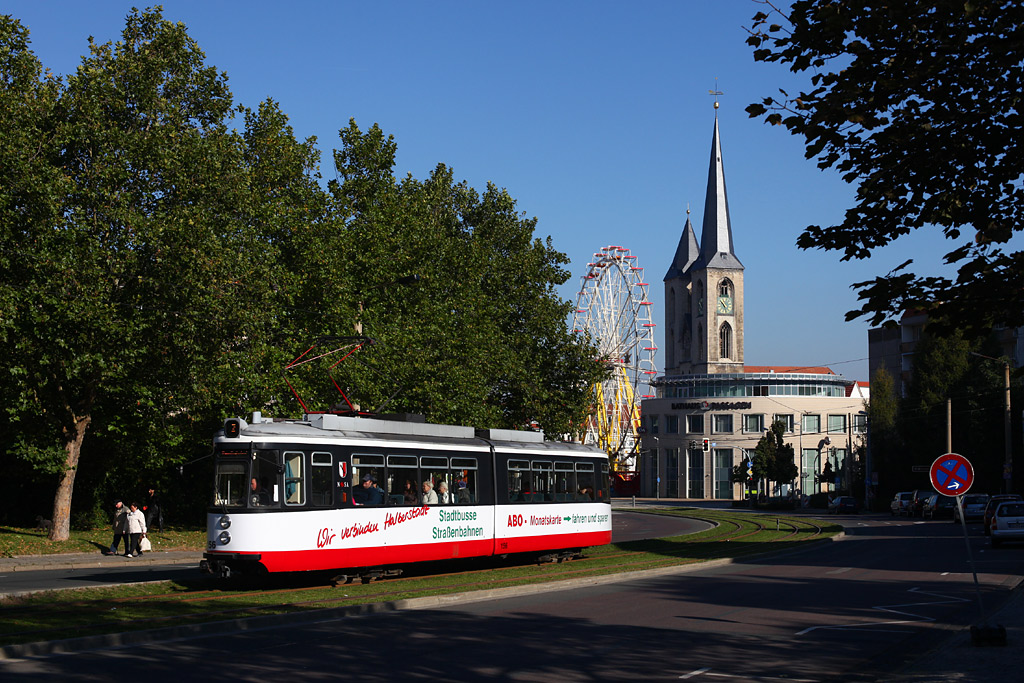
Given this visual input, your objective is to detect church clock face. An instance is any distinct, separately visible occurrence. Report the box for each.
[717,296,733,315]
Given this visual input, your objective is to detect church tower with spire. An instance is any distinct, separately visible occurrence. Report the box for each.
[639,100,863,503]
[664,104,744,375]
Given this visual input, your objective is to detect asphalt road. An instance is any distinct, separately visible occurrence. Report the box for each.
[2,513,1019,681]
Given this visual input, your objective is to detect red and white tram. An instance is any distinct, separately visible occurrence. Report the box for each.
[202,412,612,578]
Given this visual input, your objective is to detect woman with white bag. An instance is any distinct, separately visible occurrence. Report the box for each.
[125,502,148,557]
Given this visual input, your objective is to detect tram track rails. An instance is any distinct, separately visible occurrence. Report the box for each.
[0,509,837,647]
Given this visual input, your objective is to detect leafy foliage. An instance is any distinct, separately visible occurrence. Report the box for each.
[0,9,601,537]
[747,0,1024,337]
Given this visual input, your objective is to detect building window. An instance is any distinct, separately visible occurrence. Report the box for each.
[719,323,732,359]
[666,415,679,434]
[828,414,847,434]
[854,414,867,434]
[719,280,730,298]
[649,415,659,435]
[802,414,821,435]
[743,414,764,433]
[714,449,733,499]
[666,448,679,498]
[688,450,704,498]
[713,414,733,433]
[687,414,704,434]
[773,414,794,433]
[802,448,818,493]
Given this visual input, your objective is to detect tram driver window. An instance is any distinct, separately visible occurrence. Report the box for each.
[214,461,246,507]
[251,450,278,507]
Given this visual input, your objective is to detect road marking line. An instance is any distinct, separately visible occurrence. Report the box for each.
[680,668,711,679]
[797,587,970,635]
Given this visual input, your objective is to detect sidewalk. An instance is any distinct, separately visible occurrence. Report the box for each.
[0,550,201,572]
[889,584,1024,682]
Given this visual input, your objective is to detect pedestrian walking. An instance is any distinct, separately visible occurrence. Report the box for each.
[125,502,147,557]
[107,500,128,555]
[144,486,163,531]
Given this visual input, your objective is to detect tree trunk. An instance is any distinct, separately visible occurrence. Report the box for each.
[48,414,91,542]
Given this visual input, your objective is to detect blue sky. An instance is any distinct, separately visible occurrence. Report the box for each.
[8,1,965,383]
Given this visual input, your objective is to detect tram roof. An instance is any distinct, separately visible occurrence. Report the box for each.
[216,413,604,456]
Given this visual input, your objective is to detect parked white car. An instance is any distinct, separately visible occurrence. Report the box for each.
[990,501,1024,548]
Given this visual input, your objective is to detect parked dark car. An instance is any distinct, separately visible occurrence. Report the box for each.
[909,489,930,517]
[953,493,990,523]
[828,496,858,514]
[983,494,1023,535]
[922,493,956,519]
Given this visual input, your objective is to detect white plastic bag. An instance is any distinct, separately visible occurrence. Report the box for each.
[139,536,152,552]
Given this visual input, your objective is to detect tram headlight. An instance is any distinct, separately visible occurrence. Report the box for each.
[218,531,231,545]
[218,515,231,530]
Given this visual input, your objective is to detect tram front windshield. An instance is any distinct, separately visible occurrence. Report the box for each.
[214,461,246,507]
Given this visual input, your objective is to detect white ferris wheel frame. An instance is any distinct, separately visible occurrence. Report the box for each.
[571,245,657,470]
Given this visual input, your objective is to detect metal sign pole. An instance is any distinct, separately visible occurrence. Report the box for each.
[955,494,986,620]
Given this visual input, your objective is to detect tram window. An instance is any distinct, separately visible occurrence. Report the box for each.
[252,450,279,507]
[532,461,554,502]
[576,463,596,501]
[508,460,530,503]
[284,452,304,505]
[387,455,418,506]
[554,462,576,502]
[451,457,478,504]
[311,452,333,506]
[420,456,450,504]
[352,454,385,506]
[214,462,246,507]
[598,462,610,501]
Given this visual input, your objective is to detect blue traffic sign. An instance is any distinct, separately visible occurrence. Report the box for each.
[929,453,974,496]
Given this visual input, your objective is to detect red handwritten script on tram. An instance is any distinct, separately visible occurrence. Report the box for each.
[317,521,379,548]
[384,506,430,530]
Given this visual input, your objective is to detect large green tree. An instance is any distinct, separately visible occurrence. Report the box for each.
[866,366,901,506]
[320,120,604,436]
[1,9,602,534]
[900,330,1012,492]
[0,9,303,538]
[747,0,1024,337]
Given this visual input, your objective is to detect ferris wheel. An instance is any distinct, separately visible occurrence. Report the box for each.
[571,245,657,470]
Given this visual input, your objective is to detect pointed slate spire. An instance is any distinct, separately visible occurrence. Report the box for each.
[695,113,743,270]
[663,210,700,281]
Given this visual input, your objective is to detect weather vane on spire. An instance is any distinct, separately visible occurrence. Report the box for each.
[709,77,723,109]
